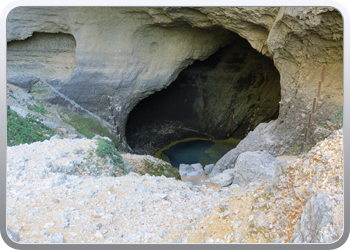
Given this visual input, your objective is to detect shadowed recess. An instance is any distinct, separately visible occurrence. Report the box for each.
[126,35,281,155]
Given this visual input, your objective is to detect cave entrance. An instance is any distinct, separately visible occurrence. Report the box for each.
[126,36,281,156]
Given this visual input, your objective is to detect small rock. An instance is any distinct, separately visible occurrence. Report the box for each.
[156,193,168,200]
[161,230,169,239]
[294,187,303,198]
[94,209,105,217]
[49,232,66,243]
[187,171,202,178]
[184,182,193,189]
[204,237,214,243]
[233,209,240,214]
[220,190,231,197]
[210,173,233,187]
[179,164,195,176]
[60,151,70,157]
[191,163,204,171]
[95,231,105,239]
[219,210,231,218]
[51,173,67,187]
[61,222,69,229]
[219,201,230,211]
[204,164,215,174]
[44,222,55,229]
[231,221,242,229]
[87,190,95,197]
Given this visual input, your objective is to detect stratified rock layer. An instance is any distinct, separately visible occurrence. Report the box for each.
[7,7,343,157]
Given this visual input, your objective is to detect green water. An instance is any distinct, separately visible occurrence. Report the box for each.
[155,137,241,168]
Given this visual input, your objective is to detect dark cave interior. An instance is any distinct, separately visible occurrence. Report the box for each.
[126,35,281,155]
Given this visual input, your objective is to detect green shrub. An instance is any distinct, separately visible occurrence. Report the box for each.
[95,138,127,175]
[27,104,47,115]
[332,105,343,123]
[7,109,55,146]
[139,159,181,180]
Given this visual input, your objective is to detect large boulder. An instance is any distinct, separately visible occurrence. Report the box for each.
[232,150,282,187]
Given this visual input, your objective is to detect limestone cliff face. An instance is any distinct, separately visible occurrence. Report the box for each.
[7,7,343,160]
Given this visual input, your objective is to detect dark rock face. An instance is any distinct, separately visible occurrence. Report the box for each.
[126,36,280,154]
[6,7,343,157]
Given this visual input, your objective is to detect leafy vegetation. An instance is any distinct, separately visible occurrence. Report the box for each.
[139,159,181,180]
[332,105,343,123]
[7,109,55,146]
[27,103,47,115]
[95,138,127,175]
[61,111,125,151]
[300,151,307,159]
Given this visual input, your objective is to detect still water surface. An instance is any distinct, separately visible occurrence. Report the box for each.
[155,138,240,168]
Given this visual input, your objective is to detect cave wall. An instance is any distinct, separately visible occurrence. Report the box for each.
[7,7,343,158]
[7,32,77,92]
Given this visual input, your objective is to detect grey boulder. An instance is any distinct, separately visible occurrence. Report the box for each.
[209,173,233,187]
[204,164,215,174]
[187,171,202,178]
[179,164,195,176]
[191,163,204,172]
[233,150,282,187]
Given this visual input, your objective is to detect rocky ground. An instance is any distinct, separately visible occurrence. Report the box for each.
[6,83,344,244]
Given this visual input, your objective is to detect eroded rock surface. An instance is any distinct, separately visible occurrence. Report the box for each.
[7,7,343,157]
[229,150,282,187]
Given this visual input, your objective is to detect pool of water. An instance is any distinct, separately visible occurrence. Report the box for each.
[155,137,241,168]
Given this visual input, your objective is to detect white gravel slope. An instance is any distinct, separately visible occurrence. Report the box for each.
[6,137,225,243]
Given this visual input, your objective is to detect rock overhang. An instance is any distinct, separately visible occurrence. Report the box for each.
[6,6,343,156]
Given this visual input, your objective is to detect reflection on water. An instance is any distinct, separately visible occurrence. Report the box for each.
[155,138,240,168]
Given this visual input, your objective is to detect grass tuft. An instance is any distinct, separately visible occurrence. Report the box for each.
[27,104,47,115]
[95,138,127,175]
